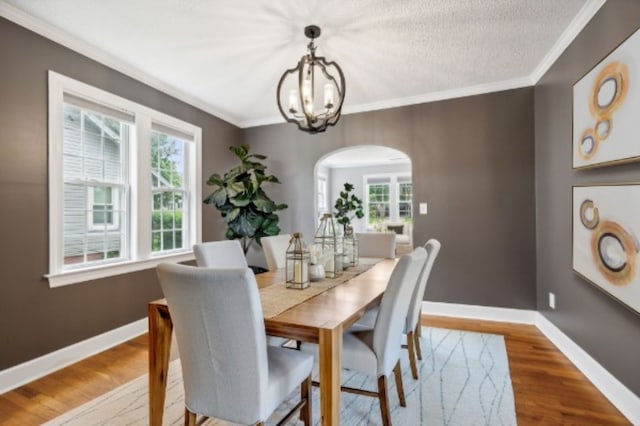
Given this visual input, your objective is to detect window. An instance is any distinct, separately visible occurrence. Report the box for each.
[367,179,391,226]
[48,72,201,287]
[317,175,328,215]
[398,180,413,220]
[364,174,412,229]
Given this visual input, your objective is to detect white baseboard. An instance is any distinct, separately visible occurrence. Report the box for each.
[0,318,148,395]
[535,313,640,424]
[422,301,639,424]
[422,301,538,324]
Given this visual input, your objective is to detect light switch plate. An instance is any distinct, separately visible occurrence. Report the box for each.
[419,202,428,215]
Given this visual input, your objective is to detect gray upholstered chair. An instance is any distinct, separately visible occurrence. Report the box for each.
[302,247,427,426]
[193,240,247,268]
[356,232,396,258]
[193,240,287,347]
[261,234,291,271]
[404,239,440,378]
[157,263,313,426]
[352,239,441,380]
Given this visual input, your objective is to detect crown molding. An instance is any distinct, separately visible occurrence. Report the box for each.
[242,76,533,128]
[0,1,243,128]
[530,0,606,83]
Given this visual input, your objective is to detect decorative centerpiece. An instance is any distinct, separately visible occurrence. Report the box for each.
[334,182,363,268]
[308,244,326,281]
[343,227,358,268]
[314,213,343,278]
[286,233,310,289]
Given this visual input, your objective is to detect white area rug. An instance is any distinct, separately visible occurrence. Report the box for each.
[45,327,517,425]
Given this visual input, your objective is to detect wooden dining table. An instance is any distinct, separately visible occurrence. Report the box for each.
[147,258,397,426]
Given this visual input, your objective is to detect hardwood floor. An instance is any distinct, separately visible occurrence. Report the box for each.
[0,315,631,425]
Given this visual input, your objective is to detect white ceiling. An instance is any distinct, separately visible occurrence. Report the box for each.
[2,0,602,128]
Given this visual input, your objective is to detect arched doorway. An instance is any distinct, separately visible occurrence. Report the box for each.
[314,146,414,251]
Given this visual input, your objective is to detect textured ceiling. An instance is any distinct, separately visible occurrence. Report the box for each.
[3,0,592,127]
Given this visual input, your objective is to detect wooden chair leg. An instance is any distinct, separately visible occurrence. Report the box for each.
[414,323,423,361]
[300,374,312,425]
[184,407,196,426]
[406,331,419,380]
[393,361,406,407]
[377,375,392,426]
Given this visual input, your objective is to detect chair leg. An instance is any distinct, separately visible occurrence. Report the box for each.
[393,361,406,407]
[377,375,392,426]
[300,374,312,425]
[407,331,419,380]
[184,407,196,426]
[414,323,423,361]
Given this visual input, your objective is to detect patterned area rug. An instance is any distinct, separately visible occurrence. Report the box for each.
[45,327,517,425]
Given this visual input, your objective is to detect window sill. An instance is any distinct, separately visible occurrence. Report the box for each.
[46,251,195,288]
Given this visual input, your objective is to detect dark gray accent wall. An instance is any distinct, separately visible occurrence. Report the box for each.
[535,1,640,394]
[0,17,241,369]
[244,88,536,310]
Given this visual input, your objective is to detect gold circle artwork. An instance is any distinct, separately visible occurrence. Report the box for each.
[579,199,600,229]
[589,61,629,119]
[578,128,598,161]
[590,220,637,286]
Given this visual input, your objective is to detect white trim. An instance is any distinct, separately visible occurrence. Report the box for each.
[244,77,533,128]
[421,301,639,423]
[0,318,147,395]
[0,2,242,128]
[46,251,195,287]
[530,0,607,83]
[421,301,538,324]
[535,313,640,424]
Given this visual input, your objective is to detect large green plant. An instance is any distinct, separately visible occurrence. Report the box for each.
[204,145,287,254]
[334,182,364,233]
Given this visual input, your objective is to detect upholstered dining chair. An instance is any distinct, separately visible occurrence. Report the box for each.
[351,239,441,380]
[193,240,247,268]
[302,247,427,426]
[356,232,397,258]
[156,263,313,426]
[193,240,287,347]
[261,234,291,271]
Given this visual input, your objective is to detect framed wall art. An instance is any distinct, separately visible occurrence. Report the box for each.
[573,27,640,169]
[573,184,640,314]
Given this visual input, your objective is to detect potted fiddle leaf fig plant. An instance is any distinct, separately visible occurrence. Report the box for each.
[334,182,364,235]
[204,144,287,254]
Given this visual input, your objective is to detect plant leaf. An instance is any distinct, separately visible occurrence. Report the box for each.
[206,173,223,186]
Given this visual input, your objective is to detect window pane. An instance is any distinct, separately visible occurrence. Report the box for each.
[367,183,390,226]
[62,103,129,268]
[151,129,188,253]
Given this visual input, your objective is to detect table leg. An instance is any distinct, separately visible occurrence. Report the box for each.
[318,325,342,426]
[148,303,173,426]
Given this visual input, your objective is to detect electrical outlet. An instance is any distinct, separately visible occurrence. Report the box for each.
[419,202,428,215]
[549,292,556,309]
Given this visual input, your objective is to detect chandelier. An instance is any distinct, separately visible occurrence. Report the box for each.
[277,25,346,134]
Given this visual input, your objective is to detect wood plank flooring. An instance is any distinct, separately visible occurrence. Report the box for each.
[0,315,631,425]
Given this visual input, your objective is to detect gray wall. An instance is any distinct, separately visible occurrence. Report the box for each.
[535,1,640,394]
[244,87,536,310]
[0,17,241,369]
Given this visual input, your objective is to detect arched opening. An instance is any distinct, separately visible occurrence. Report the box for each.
[314,145,414,253]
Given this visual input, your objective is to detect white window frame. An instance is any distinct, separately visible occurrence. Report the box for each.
[47,71,202,287]
[363,173,412,229]
[317,174,328,215]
